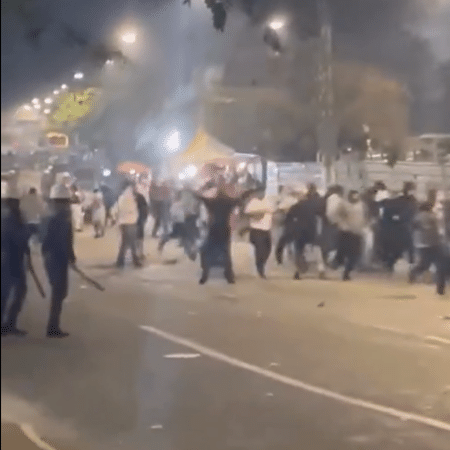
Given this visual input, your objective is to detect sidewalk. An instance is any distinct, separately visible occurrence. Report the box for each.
[72,226,450,344]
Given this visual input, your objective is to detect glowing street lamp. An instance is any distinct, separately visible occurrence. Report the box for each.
[61,84,68,90]
[23,104,32,111]
[32,98,39,105]
[121,31,137,44]
[53,89,60,95]
[74,72,84,80]
[33,103,41,110]
[165,130,180,152]
[269,18,286,31]
[43,108,51,114]
[44,97,53,104]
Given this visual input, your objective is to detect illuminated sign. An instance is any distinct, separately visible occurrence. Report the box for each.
[50,88,101,127]
[46,132,69,148]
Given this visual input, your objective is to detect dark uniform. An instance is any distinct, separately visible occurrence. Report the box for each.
[197,185,257,285]
[1,199,30,336]
[276,193,322,279]
[378,193,417,271]
[41,200,76,338]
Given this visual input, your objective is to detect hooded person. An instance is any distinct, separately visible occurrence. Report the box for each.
[41,182,77,338]
[1,182,31,336]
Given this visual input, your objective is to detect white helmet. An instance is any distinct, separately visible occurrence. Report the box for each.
[50,183,71,199]
[1,181,20,199]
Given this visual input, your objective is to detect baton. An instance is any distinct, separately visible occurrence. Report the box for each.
[27,257,46,298]
[71,265,105,292]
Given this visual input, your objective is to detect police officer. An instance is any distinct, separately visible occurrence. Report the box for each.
[1,181,30,336]
[41,182,76,338]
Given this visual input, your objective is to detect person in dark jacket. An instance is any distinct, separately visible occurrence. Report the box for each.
[276,184,323,279]
[134,189,148,261]
[195,175,259,285]
[378,182,417,272]
[1,186,31,336]
[409,201,448,295]
[41,183,77,338]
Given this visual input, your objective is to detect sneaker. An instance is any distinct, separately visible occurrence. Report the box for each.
[1,326,28,337]
[46,329,69,338]
[342,272,351,281]
[293,272,301,280]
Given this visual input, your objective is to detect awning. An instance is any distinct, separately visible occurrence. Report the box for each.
[170,128,235,175]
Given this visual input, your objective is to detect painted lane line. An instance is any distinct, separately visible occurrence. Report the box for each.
[163,353,201,359]
[20,424,58,450]
[140,325,450,433]
[425,336,450,346]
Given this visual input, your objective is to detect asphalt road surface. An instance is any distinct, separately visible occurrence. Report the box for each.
[1,232,450,449]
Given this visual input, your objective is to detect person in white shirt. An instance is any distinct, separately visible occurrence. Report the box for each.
[91,189,106,238]
[333,190,368,280]
[245,189,275,278]
[113,180,141,268]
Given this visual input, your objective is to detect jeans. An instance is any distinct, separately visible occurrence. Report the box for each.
[1,264,27,328]
[410,245,447,294]
[335,231,362,278]
[249,229,272,277]
[116,224,140,267]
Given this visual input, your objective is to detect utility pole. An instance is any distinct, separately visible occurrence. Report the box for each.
[316,0,338,186]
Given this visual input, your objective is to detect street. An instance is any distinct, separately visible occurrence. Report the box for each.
[1,228,450,450]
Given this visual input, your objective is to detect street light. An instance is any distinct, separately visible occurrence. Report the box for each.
[74,72,84,80]
[269,18,286,31]
[32,98,39,105]
[165,130,180,153]
[23,104,32,111]
[33,104,41,110]
[61,84,68,90]
[43,108,51,114]
[121,31,136,44]
[44,97,53,104]
[53,90,60,95]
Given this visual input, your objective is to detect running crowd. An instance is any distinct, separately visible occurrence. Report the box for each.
[1,170,449,338]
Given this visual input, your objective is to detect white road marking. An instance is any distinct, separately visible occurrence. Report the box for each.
[140,325,450,433]
[163,353,201,359]
[425,336,450,346]
[20,424,58,450]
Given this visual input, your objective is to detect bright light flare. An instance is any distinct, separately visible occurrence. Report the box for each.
[33,104,41,110]
[44,97,53,104]
[53,90,60,95]
[32,98,39,105]
[23,104,32,111]
[122,32,137,44]
[74,72,84,80]
[269,18,286,31]
[165,130,180,152]
[102,169,111,177]
[43,108,51,114]
[61,84,68,89]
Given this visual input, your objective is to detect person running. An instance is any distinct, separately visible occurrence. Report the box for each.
[409,201,447,295]
[245,189,275,279]
[378,182,417,273]
[276,184,324,280]
[1,183,31,336]
[332,190,367,281]
[158,191,186,254]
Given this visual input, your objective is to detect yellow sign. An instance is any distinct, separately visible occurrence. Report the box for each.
[46,132,69,148]
[50,88,101,127]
